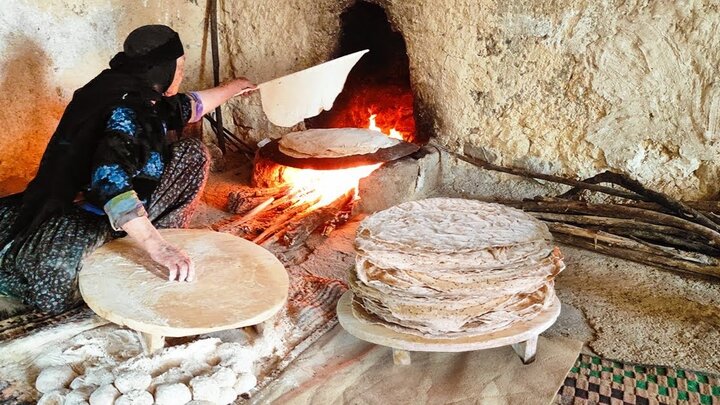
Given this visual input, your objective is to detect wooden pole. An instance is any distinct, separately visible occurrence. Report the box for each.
[209,0,226,152]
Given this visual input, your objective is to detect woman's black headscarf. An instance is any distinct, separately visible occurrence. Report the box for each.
[1,25,185,251]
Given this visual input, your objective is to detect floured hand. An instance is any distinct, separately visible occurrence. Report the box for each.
[148,241,196,282]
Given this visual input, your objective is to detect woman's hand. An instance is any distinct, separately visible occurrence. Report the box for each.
[147,240,196,282]
[121,216,196,282]
[227,77,258,97]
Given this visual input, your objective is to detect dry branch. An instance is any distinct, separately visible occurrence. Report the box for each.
[550,224,720,280]
[451,149,720,278]
[557,171,720,233]
[227,185,290,214]
[279,190,356,248]
[252,198,320,245]
[449,150,646,201]
[530,212,720,256]
[505,200,720,247]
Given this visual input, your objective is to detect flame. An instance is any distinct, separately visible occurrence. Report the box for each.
[279,113,405,208]
[368,114,403,140]
[282,163,381,207]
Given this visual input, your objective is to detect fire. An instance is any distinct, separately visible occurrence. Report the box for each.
[282,163,381,207]
[368,114,403,140]
[279,113,404,208]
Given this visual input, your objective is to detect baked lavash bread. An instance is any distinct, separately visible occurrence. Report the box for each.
[278,128,401,159]
[350,198,565,338]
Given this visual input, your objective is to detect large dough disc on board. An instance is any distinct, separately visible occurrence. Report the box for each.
[79,229,289,337]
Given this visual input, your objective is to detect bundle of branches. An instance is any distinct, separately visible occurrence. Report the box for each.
[452,151,720,280]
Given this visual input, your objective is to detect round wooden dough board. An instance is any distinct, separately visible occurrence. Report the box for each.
[337,291,561,352]
[80,229,289,337]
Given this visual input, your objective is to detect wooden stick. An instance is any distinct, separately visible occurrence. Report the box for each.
[252,198,319,244]
[558,171,720,234]
[228,195,274,215]
[548,223,720,264]
[551,230,720,280]
[323,195,359,236]
[505,200,720,246]
[213,193,297,234]
[280,190,355,247]
[446,149,647,201]
[530,212,720,256]
[238,197,275,220]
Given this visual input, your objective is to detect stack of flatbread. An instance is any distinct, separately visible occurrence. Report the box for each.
[350,198,565,338]
[278,128,401,159]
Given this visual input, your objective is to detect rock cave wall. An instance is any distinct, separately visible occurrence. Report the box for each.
[2,1,720,200]
[221,1,720,200]
[0,0,208,195]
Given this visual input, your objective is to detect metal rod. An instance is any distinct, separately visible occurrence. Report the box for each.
[209,0,226,153]
[204,116,240,150]
[204,115,254,153]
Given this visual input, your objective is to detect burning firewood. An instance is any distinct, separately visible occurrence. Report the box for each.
[218,126,413,250]
[277,190,356,249]
[227,185,291,214]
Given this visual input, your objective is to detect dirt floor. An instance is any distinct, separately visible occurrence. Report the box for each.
[548,245,720,374]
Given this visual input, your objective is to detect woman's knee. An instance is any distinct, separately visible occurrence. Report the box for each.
[171,138,210,168]
[28,277,82,314]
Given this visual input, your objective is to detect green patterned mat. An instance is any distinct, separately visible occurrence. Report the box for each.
[555,354,720,405]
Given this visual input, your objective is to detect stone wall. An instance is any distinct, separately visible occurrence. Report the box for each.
[220,0,720,200]
[0,0,207,195]
[2,1,720,200]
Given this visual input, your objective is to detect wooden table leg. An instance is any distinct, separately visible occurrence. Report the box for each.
[512,335,538,364]
[252,315,275,335]
[393,349,411,365]
[253,321,266,335]
[243,318,273,341]
[139,331,165,354]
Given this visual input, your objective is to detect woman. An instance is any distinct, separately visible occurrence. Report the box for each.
[0,25,256,314]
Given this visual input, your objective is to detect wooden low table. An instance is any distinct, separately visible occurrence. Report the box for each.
[337,291,561,365]
[80,229,289,353]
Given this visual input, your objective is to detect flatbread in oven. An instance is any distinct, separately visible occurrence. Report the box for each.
[278,128,401,158]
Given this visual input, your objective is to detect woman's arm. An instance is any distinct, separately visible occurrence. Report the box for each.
[90,106,195,282]
[121,216,195,282]
[188,78,257,122]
